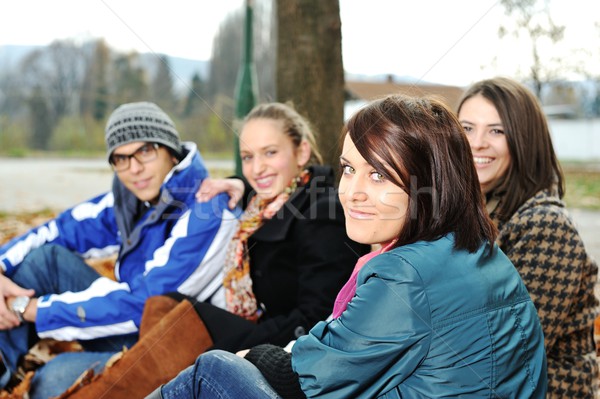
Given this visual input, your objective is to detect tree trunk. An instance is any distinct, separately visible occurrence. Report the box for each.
[275,0,344,173]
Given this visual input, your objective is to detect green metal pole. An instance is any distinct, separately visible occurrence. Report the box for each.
[233,0,258,176]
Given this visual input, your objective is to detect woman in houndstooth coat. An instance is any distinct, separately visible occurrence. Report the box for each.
[458,77,599,398]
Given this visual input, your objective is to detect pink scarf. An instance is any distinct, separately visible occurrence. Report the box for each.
[331,240,397,319]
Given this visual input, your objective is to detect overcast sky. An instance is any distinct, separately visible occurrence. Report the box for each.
[0,0,597,87]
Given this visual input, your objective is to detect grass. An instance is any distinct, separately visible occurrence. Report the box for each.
[564,171,600,210]
[562,161,600,210]
[207,167,235,179]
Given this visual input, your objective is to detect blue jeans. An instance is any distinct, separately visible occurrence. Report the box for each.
[0,245,137,389]
[30,351,116,399]
[157,350,281,399]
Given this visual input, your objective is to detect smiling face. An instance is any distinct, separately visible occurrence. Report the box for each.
[113,141,178,204]
[458,94,512,195]
[239,118,311,201]
[338,134,408,246]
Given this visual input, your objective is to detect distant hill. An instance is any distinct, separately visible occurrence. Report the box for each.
[2,45,434,95]
[0,44,209,93]
[138,53,209,93]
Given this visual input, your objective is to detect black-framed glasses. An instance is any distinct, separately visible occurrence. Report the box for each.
[109,143,160,171]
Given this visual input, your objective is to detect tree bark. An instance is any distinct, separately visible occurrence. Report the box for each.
[276,0,344,173]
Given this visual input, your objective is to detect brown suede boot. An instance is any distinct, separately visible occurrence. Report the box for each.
[57,299,213,399]
[139,295,180,338]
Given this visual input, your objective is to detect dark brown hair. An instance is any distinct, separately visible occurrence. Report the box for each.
[457,77,565,222]
[343,94,497,253]
[244,102,323,166]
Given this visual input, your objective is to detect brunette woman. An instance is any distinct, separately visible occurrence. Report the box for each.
[457,77,599,398]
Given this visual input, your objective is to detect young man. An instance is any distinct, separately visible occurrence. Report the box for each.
[0,102,238,390]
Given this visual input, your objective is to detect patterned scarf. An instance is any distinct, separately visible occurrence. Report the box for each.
[223,170,311,321]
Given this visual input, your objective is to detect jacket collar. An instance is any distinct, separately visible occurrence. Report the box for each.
[488,185,564,225]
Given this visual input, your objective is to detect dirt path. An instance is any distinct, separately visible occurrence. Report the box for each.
[1,158,113,212]
[0,157,234,213]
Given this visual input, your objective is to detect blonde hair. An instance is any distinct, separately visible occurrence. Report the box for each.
[244,102,323,166]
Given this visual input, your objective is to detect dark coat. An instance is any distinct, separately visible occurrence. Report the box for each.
[193,165,369,352]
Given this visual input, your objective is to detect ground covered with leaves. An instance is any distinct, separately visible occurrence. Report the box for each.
[0,210,115,398]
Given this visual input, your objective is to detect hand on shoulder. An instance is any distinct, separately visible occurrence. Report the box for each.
[196,178,245,209]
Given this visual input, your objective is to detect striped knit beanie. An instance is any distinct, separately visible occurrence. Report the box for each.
[105,102,181,160]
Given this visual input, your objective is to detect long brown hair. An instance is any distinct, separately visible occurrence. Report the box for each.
[457,77,565,222]
[343,94,497,253]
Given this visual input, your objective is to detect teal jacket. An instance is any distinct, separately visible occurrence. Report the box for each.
[292,235,547,398]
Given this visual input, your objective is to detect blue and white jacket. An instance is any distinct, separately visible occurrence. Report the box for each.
[0,142,238,341]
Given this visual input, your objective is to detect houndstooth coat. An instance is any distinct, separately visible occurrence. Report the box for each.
[489,187,599,398]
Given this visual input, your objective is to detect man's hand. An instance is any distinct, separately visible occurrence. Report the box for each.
[0,274,35,330]
[196,178,245,209]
